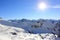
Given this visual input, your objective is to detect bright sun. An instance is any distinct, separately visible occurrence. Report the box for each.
[38,2,47,10]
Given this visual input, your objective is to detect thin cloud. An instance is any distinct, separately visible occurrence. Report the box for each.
[49,5,60,8]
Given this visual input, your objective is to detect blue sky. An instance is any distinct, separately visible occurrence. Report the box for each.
[0,0,60,20]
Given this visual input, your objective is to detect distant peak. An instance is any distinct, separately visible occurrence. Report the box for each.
[0,17,3,20]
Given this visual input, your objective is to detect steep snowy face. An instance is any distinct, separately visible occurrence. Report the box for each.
[0,19,60,40]
[0,19,57,34]
[0,24,57,40]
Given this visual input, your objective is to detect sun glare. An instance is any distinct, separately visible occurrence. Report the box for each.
[38,2,47,10]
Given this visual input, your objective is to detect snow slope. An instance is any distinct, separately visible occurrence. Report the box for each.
[0,24,57,40]
[0,19,60,40]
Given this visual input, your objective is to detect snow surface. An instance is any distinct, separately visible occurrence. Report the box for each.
[0,19,60,40]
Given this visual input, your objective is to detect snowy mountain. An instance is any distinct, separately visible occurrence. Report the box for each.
[0,19,60,40]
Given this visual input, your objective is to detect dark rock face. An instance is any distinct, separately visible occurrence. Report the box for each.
[57,29,60,37]
[11,32,17,35]
[55,21,60,37]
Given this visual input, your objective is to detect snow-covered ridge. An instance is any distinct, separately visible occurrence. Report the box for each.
[0,24,57,40]
[0,19,60,40]
[0,19,59,34]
